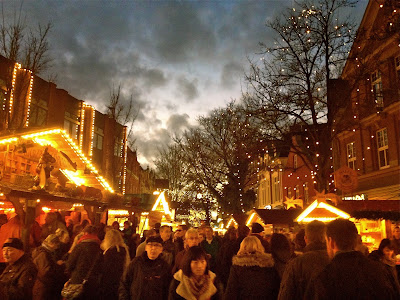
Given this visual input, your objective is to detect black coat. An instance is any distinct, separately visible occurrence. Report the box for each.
[119,252,171,300]
[66,238,103,300]
[224,252,280,300]
[0,254,37,300]
[306,250,400,300]
[278,242,329,300]
[100,246,127,300]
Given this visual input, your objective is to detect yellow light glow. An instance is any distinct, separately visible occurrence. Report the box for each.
[25,73,34,127]
[9,63,21,116]
[227,217,238,228]
[296,200,319,223]
[33,138,57,148]
[318,202,350,219]
[79,103,85,149]
[60,169,86,186]
[2,128,114,193]
[108,209,129,216]
[151,191,171,216]
[153,191,160,195]
[246,212,257,226]
[89,106,95,158]
[0,137,18,145]
[42,207,51,212]
[122,126,128,194]
[296,200,350,223]
[73,203,83,207]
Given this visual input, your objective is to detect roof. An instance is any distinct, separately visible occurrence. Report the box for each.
[338,200,400,213]
[226,213,248,227]
[254,208,302,225]
[0,128,114,193]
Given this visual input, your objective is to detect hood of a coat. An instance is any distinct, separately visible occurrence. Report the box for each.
[232,252,274,268]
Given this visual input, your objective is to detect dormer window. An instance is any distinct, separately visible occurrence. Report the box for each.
[371,70,383,109]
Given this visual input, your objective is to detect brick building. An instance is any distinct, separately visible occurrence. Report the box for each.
[332,0,400,200]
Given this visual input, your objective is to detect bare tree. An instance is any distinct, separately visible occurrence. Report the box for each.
[0,3,52,130]
[244,0,358,191]
[167,102,268,215]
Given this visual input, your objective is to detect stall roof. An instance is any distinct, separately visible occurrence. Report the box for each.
[338,200,400,221]
[249,208,302,226]
[0,128,114,193]
[226,213,248,228]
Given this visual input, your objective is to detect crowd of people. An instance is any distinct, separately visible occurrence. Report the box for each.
[0,211,399,300]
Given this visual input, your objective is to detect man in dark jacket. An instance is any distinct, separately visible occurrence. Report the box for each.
[278,220,329,300]
[306,219,400,300]
[119,236,171,300]
[0,238,37,300]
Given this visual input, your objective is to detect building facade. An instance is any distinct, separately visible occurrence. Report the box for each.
[332,0,400,200]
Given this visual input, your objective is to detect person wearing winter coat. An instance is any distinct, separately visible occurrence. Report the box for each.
[270,233,295,279]
[278,221,329,300]
[0,238,37,300]
[224,236,280,300]
[169,246,223,300]
[119,236,171,300]
[172,228,201,275]
[65,225,103,300]
[369,239,400,288]
[306,219,400,300]
[32,234,66,300]
[100,229,130,300]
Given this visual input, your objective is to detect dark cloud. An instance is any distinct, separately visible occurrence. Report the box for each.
[176,76,199,102]
[166,114,190,134]
[220,61,244,88]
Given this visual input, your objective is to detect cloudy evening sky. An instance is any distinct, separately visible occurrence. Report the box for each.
[3,0,368,168]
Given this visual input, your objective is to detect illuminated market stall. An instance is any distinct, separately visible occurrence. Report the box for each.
[246,208,302,234]
[0,128,117,237]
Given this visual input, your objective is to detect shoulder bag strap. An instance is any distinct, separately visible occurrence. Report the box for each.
[83,251,101,283]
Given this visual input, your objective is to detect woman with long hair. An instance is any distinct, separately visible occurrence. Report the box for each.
[224,236,280,300]
[369,239,400,287]
[100,229,130,300]
[169,246,223,300]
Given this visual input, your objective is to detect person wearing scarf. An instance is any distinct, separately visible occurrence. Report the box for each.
[32,234,66,300]
[169,246,223,300]
[65,225,103,300]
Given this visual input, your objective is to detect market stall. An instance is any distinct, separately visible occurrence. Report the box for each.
[246,208,302,234]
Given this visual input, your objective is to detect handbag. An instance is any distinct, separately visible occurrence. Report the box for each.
[61,252,100,300]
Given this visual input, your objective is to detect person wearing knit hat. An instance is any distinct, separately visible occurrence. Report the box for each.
[120,234,171,299]
[0,238,37,299]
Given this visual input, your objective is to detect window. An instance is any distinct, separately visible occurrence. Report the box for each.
[287,187,292,198]
[114,139,123,157]
[93,127,104,150]
[64,111,79,140]
[304,182,309,203]
[273,175,281,204]
[293,154,298,169]
[371,70,383,109]
[29,98,48,127]
[347,142,356,170]
[295,185,300,199]
[395,56,400,79]
[377,128,389,168]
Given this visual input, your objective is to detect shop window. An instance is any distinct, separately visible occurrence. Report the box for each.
[293,154,298,169]
[371,70,383,109]
[347,142,356,170]
[273,175,280,204]
[376,128,389,168]
[64,119,78,140]
[295,185,300,199]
